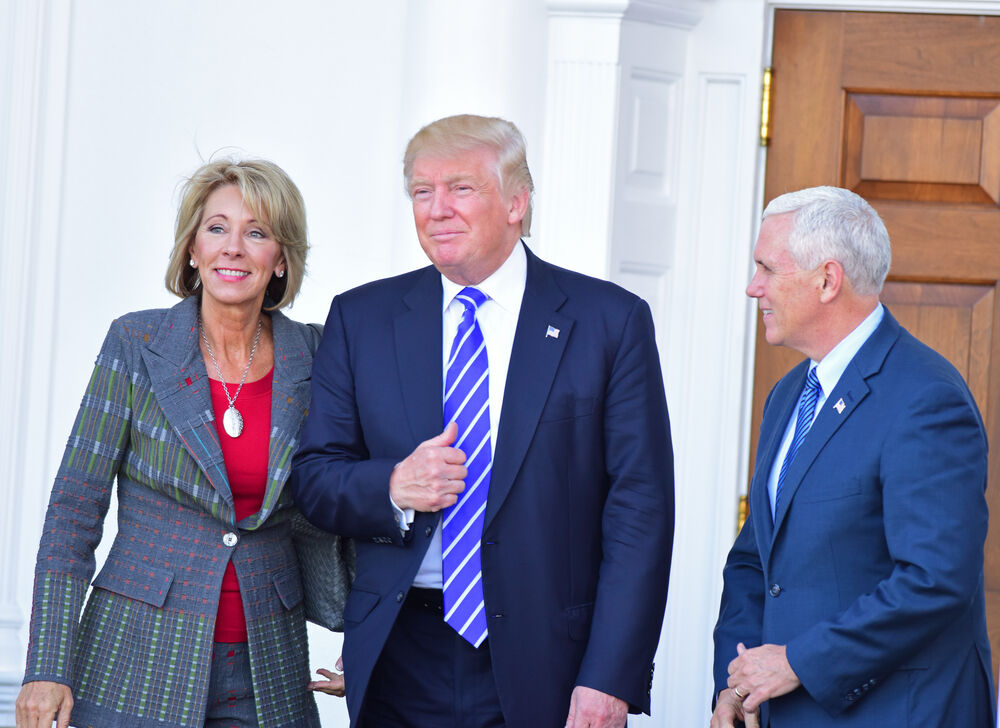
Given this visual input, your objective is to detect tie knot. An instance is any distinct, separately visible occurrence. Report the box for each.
[456,287,488,313]
[805,366,820,392]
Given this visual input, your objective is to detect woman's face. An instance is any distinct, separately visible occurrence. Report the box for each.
[189,184,284,313]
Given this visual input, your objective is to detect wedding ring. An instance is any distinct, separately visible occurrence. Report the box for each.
[733,686,748,700]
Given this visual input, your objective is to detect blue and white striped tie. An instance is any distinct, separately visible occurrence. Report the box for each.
[774,366,821,516]
[442,287,491,647]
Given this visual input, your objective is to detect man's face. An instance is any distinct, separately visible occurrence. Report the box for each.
[746,212,823,355]
[409,146,527,286]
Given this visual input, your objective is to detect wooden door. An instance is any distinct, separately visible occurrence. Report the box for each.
[755,9,1000,676]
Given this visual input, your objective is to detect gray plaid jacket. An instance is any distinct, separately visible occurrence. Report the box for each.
[24,295,321,728]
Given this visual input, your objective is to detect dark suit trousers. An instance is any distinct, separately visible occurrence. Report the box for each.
[362,588,505,728]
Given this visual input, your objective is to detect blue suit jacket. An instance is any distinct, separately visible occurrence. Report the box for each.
[714,310,994,727]
[292,244,674,727]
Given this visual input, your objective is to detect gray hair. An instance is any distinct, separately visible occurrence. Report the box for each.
[403,114,534,236]
[762,186,890,296]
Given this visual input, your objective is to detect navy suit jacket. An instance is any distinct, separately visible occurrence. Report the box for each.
[714,310,994,727]
[292,244,674,727]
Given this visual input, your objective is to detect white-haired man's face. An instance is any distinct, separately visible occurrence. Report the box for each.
[747,213,826,358]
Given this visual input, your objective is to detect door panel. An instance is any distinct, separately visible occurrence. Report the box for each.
[756,9,1000,677]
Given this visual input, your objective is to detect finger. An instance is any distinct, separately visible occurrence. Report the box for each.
[736,642,747,655]
[57,699,73,728]
[745,709,761,728]
[441,446,468,465]
[336,655,343,671]
[425,422,458,447]
[315,668,339,679]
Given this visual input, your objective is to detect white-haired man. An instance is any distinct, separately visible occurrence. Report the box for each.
[711,186,993,727]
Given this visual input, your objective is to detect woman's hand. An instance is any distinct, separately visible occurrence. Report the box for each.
[15,680,73,728]
[307,656,345,697]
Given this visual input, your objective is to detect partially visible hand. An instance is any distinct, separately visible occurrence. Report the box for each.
[564,685,627,728]
[727,642,800,713]
[15,680,73,728]
[389,422,467,512]
[308,655,345,697]
[709,687,760,728]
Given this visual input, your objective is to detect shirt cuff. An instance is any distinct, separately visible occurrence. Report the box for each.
[390,497,415,532]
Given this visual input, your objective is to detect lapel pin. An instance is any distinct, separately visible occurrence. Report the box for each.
[546,325,560,339]
[833,398,846,414]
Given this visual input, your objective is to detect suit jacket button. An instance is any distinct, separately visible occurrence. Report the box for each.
[396,591,405,603]
[768,583,782,597]
[425,525,433,537]
[223,532,238,547]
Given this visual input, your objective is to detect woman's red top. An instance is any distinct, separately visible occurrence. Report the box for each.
[208,368,273,643]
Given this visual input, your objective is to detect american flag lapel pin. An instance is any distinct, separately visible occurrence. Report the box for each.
[546,325,560,339]
[833,398,846,414]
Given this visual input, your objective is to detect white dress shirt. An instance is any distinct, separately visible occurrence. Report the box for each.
[405,241,527,588]
[767,303,884,517]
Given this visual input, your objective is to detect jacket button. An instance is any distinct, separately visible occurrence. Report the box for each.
[768,583,782,597]
[223,532,238,547]
[396,591,405,603]
[425,525,433,537]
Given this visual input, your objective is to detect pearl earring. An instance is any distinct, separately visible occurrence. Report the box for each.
[189,258,196,268]
[276,269,285,279]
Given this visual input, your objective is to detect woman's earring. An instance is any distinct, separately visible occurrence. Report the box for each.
[189,258,197,268]
[276,269,285,278]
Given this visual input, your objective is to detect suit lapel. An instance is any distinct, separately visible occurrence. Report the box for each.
[139,296,234,514]
[770,311,901,538]
[752,376,801,551]
[486,250,572,530]
[395,267,446,444]
[249,311,314,527]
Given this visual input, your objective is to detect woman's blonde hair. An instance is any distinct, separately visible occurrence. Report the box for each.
[166,158,308,309]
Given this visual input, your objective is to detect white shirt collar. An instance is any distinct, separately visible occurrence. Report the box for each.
[440,240,527,313]
[812,303,884,397]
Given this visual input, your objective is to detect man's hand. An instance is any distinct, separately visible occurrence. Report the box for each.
[726,642,800,713]
[709,687,760,728]
[15,680,73,728]
[308,655,346,697]
[389,422,467,512]
[564,685,627,728]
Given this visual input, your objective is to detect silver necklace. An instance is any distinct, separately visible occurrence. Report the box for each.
[200,314,262,438]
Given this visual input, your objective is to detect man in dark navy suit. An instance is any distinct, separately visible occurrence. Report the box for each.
[292,114,674,727]
[711,186,993,728]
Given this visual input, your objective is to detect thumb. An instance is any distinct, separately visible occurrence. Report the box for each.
[736,642,747,656]
[425,421,458,447]
[336,655,344,671]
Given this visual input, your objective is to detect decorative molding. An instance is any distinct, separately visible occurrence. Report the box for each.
[0,0,72,722]
[770,0,1000,12]
[538,13,621,278]
[547,0,704,27]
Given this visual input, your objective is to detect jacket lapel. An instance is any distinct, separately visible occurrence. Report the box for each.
[770,310,901,538]
[138,296,234,516]
[751,375,802,552]
[394,267,446,444]
[486,249,572,530]
[246,311,314,528]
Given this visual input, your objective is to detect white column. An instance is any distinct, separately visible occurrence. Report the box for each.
[0,1,72,724]
[389,0,550,275]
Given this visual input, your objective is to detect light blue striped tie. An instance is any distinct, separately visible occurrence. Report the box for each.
[774,366,820,516]
[442,287,491,647]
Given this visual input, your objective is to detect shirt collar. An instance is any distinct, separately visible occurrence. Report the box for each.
[812,303,884,397]
[440,240,527,314]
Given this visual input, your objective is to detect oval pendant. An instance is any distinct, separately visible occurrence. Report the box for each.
[223,405,244,438]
